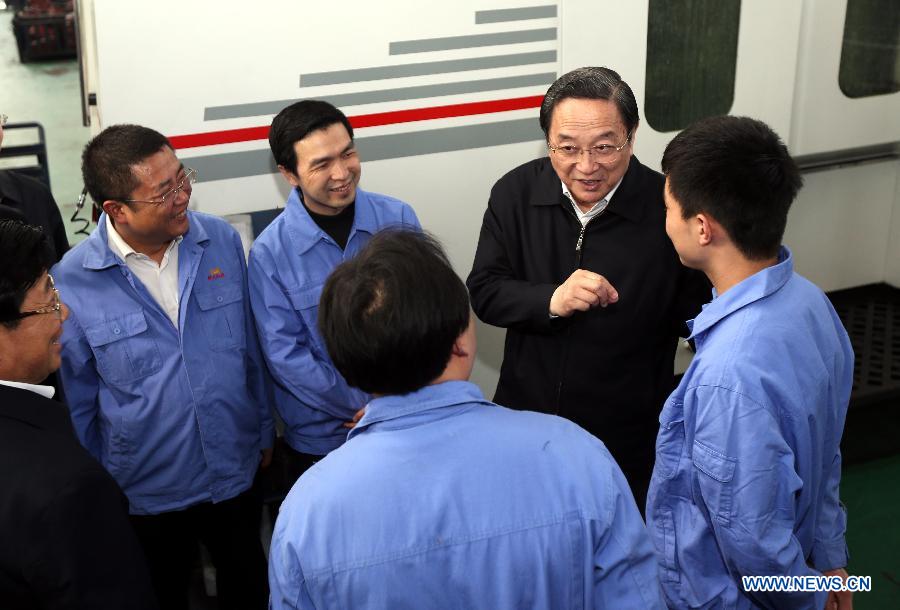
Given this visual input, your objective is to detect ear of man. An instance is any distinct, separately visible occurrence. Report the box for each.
[277,165,300,188]
[695,213,714,247]
[102,200,127,226]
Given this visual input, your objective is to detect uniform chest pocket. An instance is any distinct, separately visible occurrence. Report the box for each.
[84,311,162,385]
[287,283,325,346]
[655,398,685,480]
[692,440,736,526]
[194,281,246,351]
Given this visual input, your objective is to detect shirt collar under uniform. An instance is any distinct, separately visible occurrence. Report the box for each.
[687,246,794,340]
[348,381,492,440]
[106,214,182,263]
[82,212,207,271]
[0,379,55,399]
[285,187,380,256]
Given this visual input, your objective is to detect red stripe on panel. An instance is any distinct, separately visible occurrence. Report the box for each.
[168,95,544,149]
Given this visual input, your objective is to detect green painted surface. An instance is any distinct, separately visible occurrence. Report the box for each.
[842,454,900,608]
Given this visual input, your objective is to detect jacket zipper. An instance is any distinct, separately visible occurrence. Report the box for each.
[554,205,606,412]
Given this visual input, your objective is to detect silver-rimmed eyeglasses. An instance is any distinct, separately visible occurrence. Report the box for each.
[548,133,632,164]
[12,275,62,321]
[124,167,197,206]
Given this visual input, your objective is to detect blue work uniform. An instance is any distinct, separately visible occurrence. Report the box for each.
[53,212,274,515]
[646,247,853,609]
[269,381,663,610]
[247,187,419,455]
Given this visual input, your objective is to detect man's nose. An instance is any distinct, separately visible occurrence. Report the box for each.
[332,159,351,181]
[575,150,599,174]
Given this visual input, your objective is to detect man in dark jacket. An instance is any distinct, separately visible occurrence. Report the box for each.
[0,219,157,609]
[467,67,709,508]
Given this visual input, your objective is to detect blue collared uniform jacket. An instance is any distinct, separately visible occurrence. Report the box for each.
[53,212,274,515]
[646,247,853,609]
[269,381,664,610]
[248,187,419,455]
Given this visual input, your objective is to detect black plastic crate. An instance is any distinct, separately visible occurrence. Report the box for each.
[12,12,76,63]
[828,283,900,464]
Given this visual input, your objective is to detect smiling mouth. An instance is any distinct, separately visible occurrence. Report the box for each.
[330,183,352,193]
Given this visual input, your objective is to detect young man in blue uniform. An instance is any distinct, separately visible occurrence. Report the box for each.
[646,116,854,609]
[53,125,273,610]
[268,230,663,610]
[249,100,419,486]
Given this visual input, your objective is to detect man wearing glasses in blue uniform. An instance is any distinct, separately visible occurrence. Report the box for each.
[53,125,273,610]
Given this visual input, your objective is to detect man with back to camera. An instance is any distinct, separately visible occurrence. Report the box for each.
[268,229,664,610]
[52,124,274,610]
[0,219,157,609]
[467,66,710,509]
[646,115,854,609]
[249,100,420,486]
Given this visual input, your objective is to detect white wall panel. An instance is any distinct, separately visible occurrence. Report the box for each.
[791,0,900,155]
[784,160,899,291]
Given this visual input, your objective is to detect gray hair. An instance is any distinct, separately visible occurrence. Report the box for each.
[539,67,640,138]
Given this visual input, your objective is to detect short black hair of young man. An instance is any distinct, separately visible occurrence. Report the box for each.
[318,229,470,396]
[82,124,172,205]
[269,100,355,174]
[0,220,53,328]
[662,115,803,261]
[539,66,640,139]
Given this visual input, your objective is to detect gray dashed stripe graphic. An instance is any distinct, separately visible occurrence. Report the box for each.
[184,118,542,182]
[389,28,556,55]
[300,50,557,86]
[475,5,558,24]
[204,73,556,121]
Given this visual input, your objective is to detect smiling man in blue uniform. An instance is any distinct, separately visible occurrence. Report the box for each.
[52,125,273,610]
[646,116,854,609]
[248,100,419,488]
[268,229,663,610]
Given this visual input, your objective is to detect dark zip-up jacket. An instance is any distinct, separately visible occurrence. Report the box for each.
[0,384,157,609]
[467,156,710,495]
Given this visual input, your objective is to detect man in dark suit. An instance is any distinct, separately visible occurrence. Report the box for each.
[0,219,157,609]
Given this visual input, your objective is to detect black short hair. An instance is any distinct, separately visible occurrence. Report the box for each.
[318,230,470,395]
[269,100,354,174]
[662,115,803,260]
[82,124,172,205]
[0,220,53,328]
[539,67,640,138]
